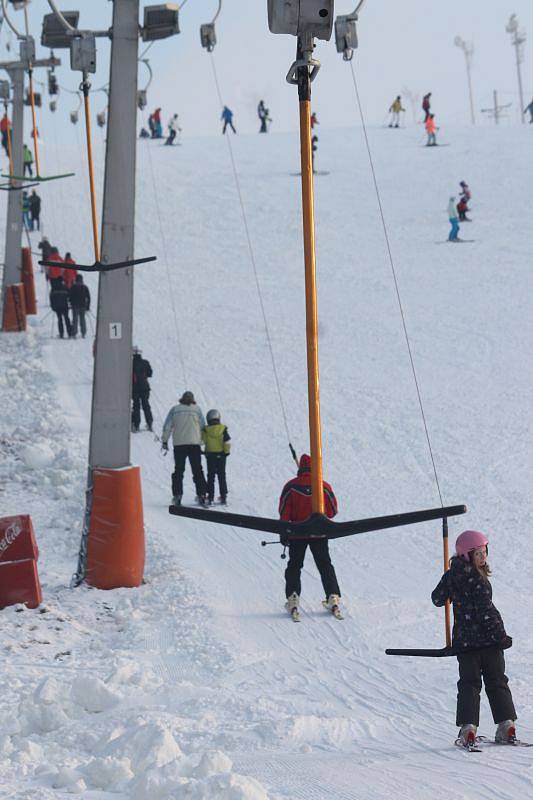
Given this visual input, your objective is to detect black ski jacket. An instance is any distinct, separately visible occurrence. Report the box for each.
[432,556,510,651]
[50,285,69,313]
[69,283,90,310]
[132,355,152,396]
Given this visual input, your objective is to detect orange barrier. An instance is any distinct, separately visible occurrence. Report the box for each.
[0,515,39,564]
[0,515,42,610]
[0,559,42,610]
[2,283,27,332]
[21,247,37,315]
[86,466,145,589]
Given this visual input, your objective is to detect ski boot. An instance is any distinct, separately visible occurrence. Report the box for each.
[286,592,300,622]
[458,724,477,748]
[196,495,209,507]
[171,494,182,506]
[323,594,343,619]
[219,495,227,506]
[495,720,516,744]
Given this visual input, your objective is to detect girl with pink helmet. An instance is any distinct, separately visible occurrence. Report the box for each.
[432,530,518,749]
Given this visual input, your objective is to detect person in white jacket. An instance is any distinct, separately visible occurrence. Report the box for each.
[447,197,460,242]
[162,391,208,505]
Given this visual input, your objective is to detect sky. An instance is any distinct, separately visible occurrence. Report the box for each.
[1,1,533,139]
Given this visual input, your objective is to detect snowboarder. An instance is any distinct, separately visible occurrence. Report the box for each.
[68,274,90,339]
[23,143,33,176]
[310,111,319,129]
[221,106,236,135]
[21,191,31,229]
[388,96,405,128]
[165,113,181,145]
[131,347,154,432]
[425,113,437,146]
[422,92,432,122]
[524,97,533,123]
[202,409,231,505]
[63,252,77,290]
[447,197,460,241]
[49,276,72,338]
[29,189,41,231]
[432,530,517,749]
[162,391,208,506]
[279,454,341,617]
[0,111,11,158]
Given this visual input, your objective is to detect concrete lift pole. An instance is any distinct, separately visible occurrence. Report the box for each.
[44,1,180,589]
[0,44,60,330]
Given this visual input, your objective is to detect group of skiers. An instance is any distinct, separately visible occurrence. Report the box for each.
[161,391,231,506]
[140,108,182,145]
[22,189,41,231]
[447,180,472,241]
[39,239,91,338]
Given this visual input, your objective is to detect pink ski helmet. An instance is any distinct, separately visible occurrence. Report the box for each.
[455,530,489,561]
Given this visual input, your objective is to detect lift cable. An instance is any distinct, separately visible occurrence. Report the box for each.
[349,61,444,508]
[209,51,297,465]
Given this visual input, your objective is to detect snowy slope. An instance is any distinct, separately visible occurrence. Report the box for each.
[1,121,533,799]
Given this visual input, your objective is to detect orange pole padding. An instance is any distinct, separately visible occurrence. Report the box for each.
[82,87,100,263]
[21,247,37,315]
[442,518,452,648]
[86,466,145,589]
[2,283,27,332]
[28,69,41,178]
[299,96,324,515]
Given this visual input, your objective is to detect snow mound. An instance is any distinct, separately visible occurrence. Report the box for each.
[98,720,184,774]
[20,442,55,469]
[70,676,120,713]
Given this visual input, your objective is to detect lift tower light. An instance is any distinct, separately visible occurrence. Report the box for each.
[41,11,79,49]
[141,3,179,42]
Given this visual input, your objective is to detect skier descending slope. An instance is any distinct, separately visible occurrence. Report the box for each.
[162,391,208,506]
[447,197,460,242]
[432,530,518,750]
[388,95,405,128]
[279,454,341,621]
[425,113,438,146]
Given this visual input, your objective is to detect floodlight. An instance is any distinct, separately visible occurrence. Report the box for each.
[141,4,180,42]
[41,11,79,49]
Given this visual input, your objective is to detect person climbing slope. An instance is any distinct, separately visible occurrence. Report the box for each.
[162,391,208,507]
[131,347,153,432]
[202,409,231,505]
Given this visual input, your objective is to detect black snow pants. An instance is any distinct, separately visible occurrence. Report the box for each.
[205,452,228,501]
[55,310,71,338]
[172,444,207,498]
[132,389,153,430]
[285,539,340,600]
[456,648,516,727]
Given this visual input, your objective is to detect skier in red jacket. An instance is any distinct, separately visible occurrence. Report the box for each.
[278,454,341,616]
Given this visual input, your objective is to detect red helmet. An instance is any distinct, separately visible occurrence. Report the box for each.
[455,530,489,561]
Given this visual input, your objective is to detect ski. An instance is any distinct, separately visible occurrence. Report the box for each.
[322,600,344,620]
[285,605,300,622]
[454,738,483,753]
[477,736,533,748]
[435,240,475,244]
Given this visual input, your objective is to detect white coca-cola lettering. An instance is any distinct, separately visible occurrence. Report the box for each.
[0,519,23,556]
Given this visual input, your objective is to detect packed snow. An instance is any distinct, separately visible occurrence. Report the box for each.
[1,119,533,799]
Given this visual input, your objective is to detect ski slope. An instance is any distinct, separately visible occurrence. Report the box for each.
[1,122,533,799]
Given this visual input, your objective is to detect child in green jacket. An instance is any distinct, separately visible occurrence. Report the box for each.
[202,409,231,504]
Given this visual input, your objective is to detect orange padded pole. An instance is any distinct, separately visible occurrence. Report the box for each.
[298,70,324,514]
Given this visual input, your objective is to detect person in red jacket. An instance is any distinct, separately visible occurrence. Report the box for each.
[46,247,64,282]
[278,454,341,614]
[63,252,77,290]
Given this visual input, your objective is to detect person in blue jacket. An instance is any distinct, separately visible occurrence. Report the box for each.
[221,106,236,135]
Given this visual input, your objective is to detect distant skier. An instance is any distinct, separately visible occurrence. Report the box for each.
[0,111,11,157]
[63,252,77,290]
[162,391,208,506]
[311,134,318,174]
[50,276,72,338]
[257,100,271,133]
[131,347,153,433]
[459,180,471,204]
[221,106,236,135]
[152,108,163,138]
[23,143,33,176]
[425,113,437,146]
[448,197,460,242]
[165,113,181,145]
[202,409,231,505]
[29,189,41,231]
[148,114,155,138]
[457,196,471,222]
[139,126,150,139]
[310,111,319,129]
[46,246,64,281]
[388,96,405,128]
[279,454,341,618]
[422,92,432,122]
[432,530,517,749]
[524,97,533,123]
[38,237,52,276]
[68,274,90,339]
